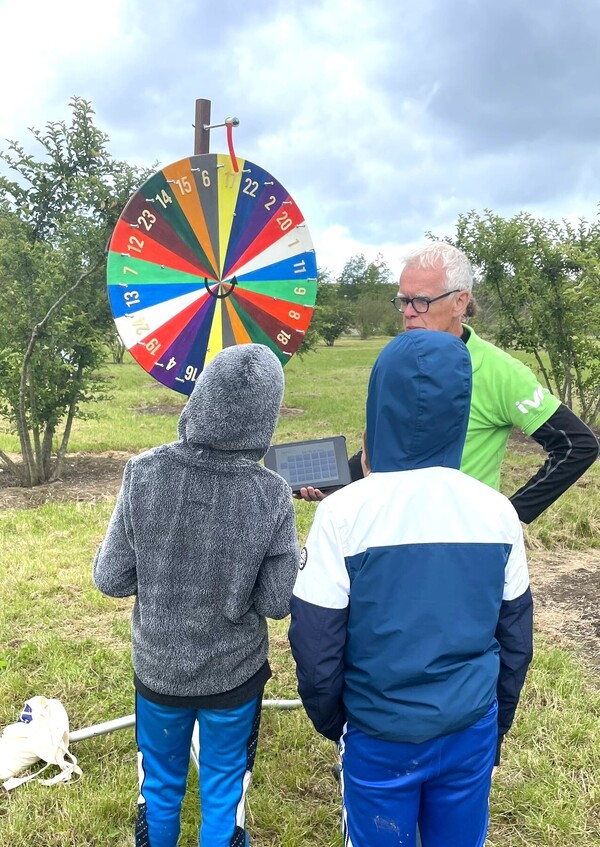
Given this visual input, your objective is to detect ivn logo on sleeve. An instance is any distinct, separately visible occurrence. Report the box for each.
[515,385,548,414]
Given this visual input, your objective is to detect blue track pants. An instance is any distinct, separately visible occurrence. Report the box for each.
[134,691,262,847]
[340,701,497,847]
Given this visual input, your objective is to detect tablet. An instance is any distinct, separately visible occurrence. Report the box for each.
[264,436,352,493]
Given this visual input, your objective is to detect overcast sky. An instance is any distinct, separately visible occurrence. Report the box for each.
[2,0,600,279]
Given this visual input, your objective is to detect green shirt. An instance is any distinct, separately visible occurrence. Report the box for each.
[462,325,560,489]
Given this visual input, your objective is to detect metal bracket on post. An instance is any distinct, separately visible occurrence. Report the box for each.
[194,99,240,158]
[203,117,240,130]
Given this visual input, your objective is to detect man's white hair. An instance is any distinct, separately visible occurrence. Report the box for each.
[401,242,474,293]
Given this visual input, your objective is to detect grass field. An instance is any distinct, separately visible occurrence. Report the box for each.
[0,338,599,846]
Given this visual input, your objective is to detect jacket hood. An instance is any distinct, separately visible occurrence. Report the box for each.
[177,343,284,458]
[366,330,472,472]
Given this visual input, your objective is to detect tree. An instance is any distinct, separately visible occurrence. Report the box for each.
[295,269,329,356]
[337,253,398,338]
[353,292,400,340]
[107,333,127,365]
[338,253,394,300]
[296,319,322,357]
[309,271,353,347]
[452,210,600,424]
[0,97,152,485]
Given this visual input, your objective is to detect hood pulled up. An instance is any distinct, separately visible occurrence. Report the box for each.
[177,343,284,458]
[366,330,472,473]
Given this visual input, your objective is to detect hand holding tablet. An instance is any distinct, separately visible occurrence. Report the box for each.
[264,436,351,495]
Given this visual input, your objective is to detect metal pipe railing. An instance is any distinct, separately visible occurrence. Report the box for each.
[69,700,303,771]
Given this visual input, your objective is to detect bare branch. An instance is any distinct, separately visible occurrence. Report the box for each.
[0,449,23,478]
[52,363,83,480]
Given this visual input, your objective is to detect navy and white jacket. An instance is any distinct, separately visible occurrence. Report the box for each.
[289,330,533,756]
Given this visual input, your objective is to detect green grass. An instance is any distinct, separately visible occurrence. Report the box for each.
[0,502,598,845]
[0,337,599,845]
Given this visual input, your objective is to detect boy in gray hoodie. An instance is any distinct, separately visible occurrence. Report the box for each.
[93,343,300,847]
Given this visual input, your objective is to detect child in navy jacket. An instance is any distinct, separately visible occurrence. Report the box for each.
[289,330,533,847]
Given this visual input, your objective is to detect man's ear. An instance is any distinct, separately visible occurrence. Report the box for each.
[455,290,470,316]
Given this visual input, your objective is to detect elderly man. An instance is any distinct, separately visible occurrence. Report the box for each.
[301,242,599,526]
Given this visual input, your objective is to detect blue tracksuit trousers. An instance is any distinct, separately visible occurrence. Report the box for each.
[134,691,262,847]
[339,701,497,847]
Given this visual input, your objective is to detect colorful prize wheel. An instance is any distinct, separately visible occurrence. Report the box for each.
[106,154,317,395]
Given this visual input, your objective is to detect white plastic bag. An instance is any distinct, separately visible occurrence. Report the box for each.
[0,696,82,791]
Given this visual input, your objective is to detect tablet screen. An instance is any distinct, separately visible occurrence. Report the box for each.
[264,436,351,492]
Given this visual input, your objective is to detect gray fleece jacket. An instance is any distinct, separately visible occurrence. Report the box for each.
[93,344,300,698]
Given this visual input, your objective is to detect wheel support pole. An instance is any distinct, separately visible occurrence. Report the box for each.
[194,99,211,154]
[69,700,302,772]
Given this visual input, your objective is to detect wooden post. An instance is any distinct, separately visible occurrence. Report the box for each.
[194,99,211,154]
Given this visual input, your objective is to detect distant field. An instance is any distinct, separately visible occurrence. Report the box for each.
[0,337,598,846]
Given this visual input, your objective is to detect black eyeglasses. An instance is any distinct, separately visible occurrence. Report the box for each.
[390,289,461,314]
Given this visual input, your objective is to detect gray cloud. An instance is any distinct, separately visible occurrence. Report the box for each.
[3,0,600,275]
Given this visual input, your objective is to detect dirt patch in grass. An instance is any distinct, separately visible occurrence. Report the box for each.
[503,428,600,673]
[0,451,133,510]
[136,403,184,415]
[528,548,600,674]
[0,434,598,677]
